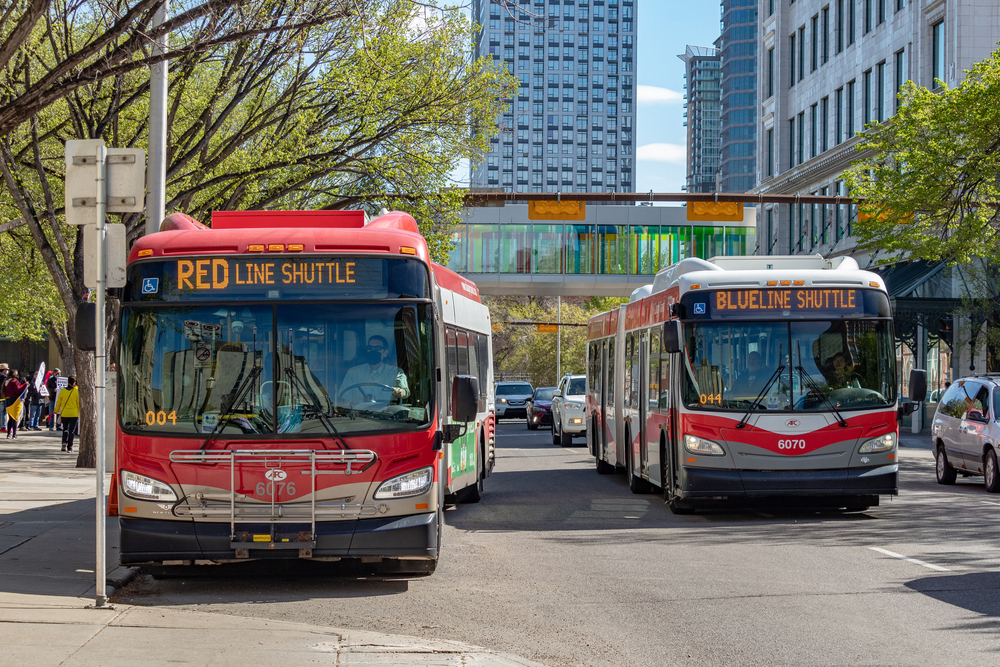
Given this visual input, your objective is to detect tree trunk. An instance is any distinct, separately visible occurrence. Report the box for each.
[73,346,97,469]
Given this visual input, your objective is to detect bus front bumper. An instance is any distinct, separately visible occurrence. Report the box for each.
[678,464,898,499]
[119,512,438,565]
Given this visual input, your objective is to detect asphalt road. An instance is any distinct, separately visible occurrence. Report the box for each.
[115,421,1000,666]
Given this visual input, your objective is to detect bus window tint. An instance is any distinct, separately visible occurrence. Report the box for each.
[120,306,275,435]
[275,303,433,433]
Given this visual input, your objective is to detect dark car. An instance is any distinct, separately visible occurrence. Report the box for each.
[527,386,557,430]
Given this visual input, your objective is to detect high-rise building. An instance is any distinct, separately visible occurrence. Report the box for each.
[678,45,721,193]
[716,0,758,192]
[471,0,636,194]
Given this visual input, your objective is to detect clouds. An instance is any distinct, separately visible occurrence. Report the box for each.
[636,143,686,164]
[636,85,684,105]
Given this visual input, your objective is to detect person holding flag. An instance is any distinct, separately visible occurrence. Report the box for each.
[3,370,28,439]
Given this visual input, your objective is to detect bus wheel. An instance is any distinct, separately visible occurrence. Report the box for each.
[597,456,614,474]
[668,497,695,515]
[626,433,654,494]
[936,443,957,485]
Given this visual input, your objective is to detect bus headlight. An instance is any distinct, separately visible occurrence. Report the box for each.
[684,434,725,456]
[859,432,896,454]
[121,470,177,502]
[374,467,433,499]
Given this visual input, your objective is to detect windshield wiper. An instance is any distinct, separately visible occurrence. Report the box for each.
[200,364,262,452]
[736,364,784,429]
[282,361,349,450]
[795,366,848,427]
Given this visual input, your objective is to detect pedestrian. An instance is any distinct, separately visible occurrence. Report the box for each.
[0,363,7,434]
[53,376,79,453]
[26,374,43,431]
[3,369,27,439]
[46,368,60,431]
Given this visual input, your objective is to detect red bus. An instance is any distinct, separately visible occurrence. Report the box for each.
[112,210,494,575]
[587,255,921,514]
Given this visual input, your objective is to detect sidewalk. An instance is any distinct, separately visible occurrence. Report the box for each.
[0,428,547,667]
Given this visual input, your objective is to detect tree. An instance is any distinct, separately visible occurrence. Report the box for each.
[844,49,1000,264]
[0,0,513,466]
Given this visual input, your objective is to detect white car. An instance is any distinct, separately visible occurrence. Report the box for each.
[551,374,586,447]
[495,381,534,419]
[932,376,1000,491]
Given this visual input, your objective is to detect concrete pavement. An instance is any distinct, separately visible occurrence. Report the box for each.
[0,428,547,667]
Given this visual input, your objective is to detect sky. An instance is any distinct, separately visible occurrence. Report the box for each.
[635,1,721,193]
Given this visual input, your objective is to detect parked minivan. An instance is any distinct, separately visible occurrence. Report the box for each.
[931,376,1000,491]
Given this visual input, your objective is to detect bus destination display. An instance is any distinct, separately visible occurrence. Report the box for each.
[683,288,890,319]
[125,256,429,301]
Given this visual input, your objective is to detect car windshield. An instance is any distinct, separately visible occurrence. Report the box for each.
[682,319,896,412]
[497,384,532,396]
[534,388,556,400]
[565,378,585,395]
[120,303,434,436]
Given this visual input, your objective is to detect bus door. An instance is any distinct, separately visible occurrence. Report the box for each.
[662,333,677,497]
[646,327,662,488]
[638,329,649,479]
[600,339,608,457]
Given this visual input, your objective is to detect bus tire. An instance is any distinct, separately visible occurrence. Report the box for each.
[936,443,957,485]
[668,497,695,515]
[986,448,1000,493]
[597,456,614,474]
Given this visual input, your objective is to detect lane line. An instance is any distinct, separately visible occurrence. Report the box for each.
[982,501,1000,507]
[869,547,951,572]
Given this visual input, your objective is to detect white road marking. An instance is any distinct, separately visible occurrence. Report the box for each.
[981,501,1000,507]
[869,547,951,572]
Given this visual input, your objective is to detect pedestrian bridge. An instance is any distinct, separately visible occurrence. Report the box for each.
[446,204,757,297]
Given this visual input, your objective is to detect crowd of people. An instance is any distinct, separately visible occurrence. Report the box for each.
[0,364,80,452]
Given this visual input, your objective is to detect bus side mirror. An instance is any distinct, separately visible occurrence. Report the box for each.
[452,375,479,424]
[909,369,927,403]
[662,320,682,354]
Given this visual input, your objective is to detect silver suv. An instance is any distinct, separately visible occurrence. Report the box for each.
[495,382,534,419]
[932,376,1000,491]
[551,374,586,447]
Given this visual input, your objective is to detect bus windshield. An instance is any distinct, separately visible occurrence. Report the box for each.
[120,302,434,437]
[682,319,896,412]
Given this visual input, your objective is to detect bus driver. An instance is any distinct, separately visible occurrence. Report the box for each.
[339,335,410,406]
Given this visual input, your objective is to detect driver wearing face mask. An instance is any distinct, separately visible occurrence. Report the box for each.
[340,335,410,403]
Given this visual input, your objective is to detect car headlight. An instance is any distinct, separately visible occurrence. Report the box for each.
[566,402,584,411]
[121,470,177,502]
[684,434,725,456]
[499,398,507,404]
[374,467,434,499]
[859,432,896,454]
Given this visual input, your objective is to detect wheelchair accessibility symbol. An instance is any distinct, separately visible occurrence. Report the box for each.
[141,278,159,294]
[693,302,706,314]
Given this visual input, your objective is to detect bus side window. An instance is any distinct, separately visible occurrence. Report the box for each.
[649,329,660,413]
[446,327,458,414]
[457,329,470,376]
[623,333,633,408]
[468,332,482,412]
[607,339,615,410]
[476,333,490,409]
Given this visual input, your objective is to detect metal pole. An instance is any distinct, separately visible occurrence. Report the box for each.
[145,1,169,236]
[95,143,108,608]
[556,296,561,381]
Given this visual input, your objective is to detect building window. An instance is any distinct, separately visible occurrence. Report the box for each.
[835,87,843,144]
[864,0,871,34]
[822,7,830,64]
[811,15,819,72]
[788,118,796,169]
[878,0,886,24]
[810,103,818,158]
[767,209,773,255]
[897,0,906,10]
[932,21,945,88]
[788,204,795,254]
[767,128,774,176]
[768,47,775,98]
[797,111,805,165]
[820,97,829,152]
[798,27,805,81]
[835,180,844,240]
[876,61,885,122]
[895,49,906,113]
[789,34,796,86]
[846,80,856,138]
[810,199,817,249]
[863,69,872,125]
[769,0,775,16]
[836,0,844,53]
[849,0,856,45]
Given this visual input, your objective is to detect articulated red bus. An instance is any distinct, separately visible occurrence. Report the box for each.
[587,255,911,514]
[112,210,494,575]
